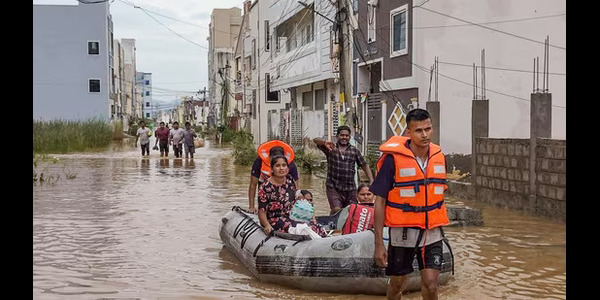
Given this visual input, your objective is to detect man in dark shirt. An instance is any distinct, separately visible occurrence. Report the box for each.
[247,146,299,213]
[314,125,373,215]
[154,122,170,157]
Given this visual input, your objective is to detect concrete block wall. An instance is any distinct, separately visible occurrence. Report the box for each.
[475,138,531,210]
[535,138,566,220]
[473,137,565,221]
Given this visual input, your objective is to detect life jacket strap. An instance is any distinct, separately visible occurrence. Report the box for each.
[385,200,445,213]
[393,178,447,193]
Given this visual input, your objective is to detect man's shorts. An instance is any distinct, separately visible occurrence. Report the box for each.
[385,240,444,276]
[325,185,357,209]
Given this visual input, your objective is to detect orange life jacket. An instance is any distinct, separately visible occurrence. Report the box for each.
[342,204,374,234]
[376,136,449,229]
[257,140,295,182]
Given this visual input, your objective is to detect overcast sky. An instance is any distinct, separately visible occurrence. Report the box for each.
[34,0,242,109]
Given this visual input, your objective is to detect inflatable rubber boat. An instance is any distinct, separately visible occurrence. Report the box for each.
[219,206,453,295]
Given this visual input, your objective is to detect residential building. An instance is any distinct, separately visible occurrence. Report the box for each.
[120,39,140,123]
[112,39,127,129]
[208,7,242,128]
[33,1,113,121]
[136,72,153,119]
[238,0,342,146]
[353,0,566,154]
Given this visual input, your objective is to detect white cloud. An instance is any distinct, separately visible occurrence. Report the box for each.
[108,0,242,101]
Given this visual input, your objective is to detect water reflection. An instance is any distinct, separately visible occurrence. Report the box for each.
[33,142,565,299]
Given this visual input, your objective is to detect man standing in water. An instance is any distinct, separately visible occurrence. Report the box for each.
[371,109,449,300]
[182,121,198,159]
[135,121,151,157]
[169,121,185,158]
[314,125,373,215]
[154,122,170,157]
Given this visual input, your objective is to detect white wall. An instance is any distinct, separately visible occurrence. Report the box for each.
[302,110,325,139]
[33,2,111,121]
[406,0,565,154]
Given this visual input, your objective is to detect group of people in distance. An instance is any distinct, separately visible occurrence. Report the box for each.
[247,109,451,300]
[134,121,199,159]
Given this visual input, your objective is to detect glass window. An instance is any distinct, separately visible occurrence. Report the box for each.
[315,89,325,110]
[89,79,100,93]
[265,20,270,51]
[88,41,99,55]
[146,91,150,96]
[368,6,376,43]
[391,6,408,57]
[302,91,313,110]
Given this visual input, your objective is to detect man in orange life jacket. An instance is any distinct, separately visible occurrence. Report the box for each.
[371,109,449,300]
[247,140,299,213]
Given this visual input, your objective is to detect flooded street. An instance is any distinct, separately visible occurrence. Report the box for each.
[33,142,566,299]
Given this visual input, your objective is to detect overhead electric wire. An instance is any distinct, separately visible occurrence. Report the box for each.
[416,6,566,51]
[350,1,566,109]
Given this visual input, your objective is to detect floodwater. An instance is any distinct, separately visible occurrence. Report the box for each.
[33,141,566,299]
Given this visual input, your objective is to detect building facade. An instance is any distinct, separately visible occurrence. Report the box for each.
[33,1,113,121]
[208,7,242,128]
[234,0,344,146]
[136,72,153,119]
[353,0,566,154]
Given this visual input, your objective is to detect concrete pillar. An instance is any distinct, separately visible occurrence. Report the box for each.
[529,93,552,211]
[530,93,552,139]
[471,100,489,185]
[426,101,440,145]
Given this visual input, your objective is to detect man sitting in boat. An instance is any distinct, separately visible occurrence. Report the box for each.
[248,140,299,213]
[257,155,326,237]
[342,183,375,234]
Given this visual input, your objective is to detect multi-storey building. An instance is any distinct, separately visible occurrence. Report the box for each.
[136,72,153,119]
[33,1,114,121]
[353,0,566,154]
[208,7,242,128]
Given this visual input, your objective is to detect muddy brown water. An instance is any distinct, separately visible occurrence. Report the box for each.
[33,141,565,299]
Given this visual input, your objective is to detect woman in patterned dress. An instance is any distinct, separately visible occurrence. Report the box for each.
[257,155,326,237]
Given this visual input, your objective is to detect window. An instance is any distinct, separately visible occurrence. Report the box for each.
[315,89,325,110]
[306,24,313,43]
[252,89,257,119]
[265,20,270,51]
[145,91,150,96]
[145,80,150,85]
[390,5,408,57]
[368,5,376,43]
[146,102,150,107]
[88,41,99,55]
[146,112,150,118]
[265,73,279,102]
[252,39,256,70]
[88,79,100,93]
[302,91,313,110]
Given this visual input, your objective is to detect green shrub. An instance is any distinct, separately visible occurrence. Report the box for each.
[294,147,325,174]
[232,130,256,166]
[33,118,113,154]
[365,142,383,177]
